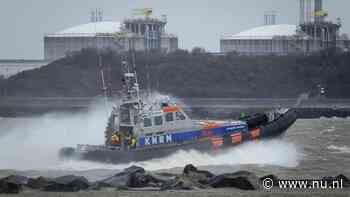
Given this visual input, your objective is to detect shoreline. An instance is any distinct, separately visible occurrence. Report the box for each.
[1,97,350,118]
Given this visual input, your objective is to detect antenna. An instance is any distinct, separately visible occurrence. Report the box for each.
[146,64,151,97]
[91,10,96,22]
[96,8,98,22]
[98,8,104,21]
[91,8,103,22]
[264,11,277,25]
[130,37,140,103]
[99,54,110,116]
[306,0,312,23]
[300,0,304,24]
[114,32,141,106]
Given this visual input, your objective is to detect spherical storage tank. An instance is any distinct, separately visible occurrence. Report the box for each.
[44,21,122,61]
[220,24,299,55]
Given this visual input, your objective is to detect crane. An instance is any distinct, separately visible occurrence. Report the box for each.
[132,8,153,18]
[313,10,328,17]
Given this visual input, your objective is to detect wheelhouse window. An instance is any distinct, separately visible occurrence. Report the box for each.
[175,112,186,120]
[165,112,174,122]
[143,118,152,127]
[154,116,163,126]
[120,106,131,124]
[134,115,138,125]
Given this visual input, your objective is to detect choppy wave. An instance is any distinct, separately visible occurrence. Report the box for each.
[320,126,336,134]
[327,145,350,154]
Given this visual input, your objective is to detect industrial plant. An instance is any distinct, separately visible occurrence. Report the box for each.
[44,8,178,61]
[220,0,349,55]
[0,2,349,78]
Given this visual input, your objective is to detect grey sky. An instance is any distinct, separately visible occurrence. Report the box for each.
[0,0,348,59]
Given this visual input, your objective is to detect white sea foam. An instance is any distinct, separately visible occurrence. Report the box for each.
[133,139,300,170]
[53,139,300,172]
[0,100,109,170]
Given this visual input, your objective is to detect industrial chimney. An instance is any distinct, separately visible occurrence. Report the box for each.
[314,0,323,23]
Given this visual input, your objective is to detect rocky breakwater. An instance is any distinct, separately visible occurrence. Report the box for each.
[1,164,349,194]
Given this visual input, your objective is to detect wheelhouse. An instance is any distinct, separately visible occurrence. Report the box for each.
[139,104,191,135]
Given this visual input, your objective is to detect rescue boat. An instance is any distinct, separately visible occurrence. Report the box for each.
[59,53,297,164]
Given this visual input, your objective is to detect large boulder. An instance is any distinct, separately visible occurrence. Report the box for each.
[43,175,90,192]
[27,176,50,189]
[129,172,176,188]
[161,164,214,190]
[128,171,156,188]
[0,181,21,194]
[96,166,175,190]
[208,171,259,190]
[322,174,350,188]
[161,177,199,190]
[88,181,114,190]
[0,175,28,194]
[336,174,350,188]
[97,166,145,188]
[3,175,28,185]
[182,164,214,185]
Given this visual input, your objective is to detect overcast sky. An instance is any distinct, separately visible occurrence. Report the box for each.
[0,0,348,59]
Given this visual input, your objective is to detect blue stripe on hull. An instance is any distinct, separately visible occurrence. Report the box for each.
[138,123,248,147]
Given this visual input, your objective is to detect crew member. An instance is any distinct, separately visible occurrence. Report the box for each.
[130,137,137,148]
[110,133,120,146]
[124,133,131,148]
